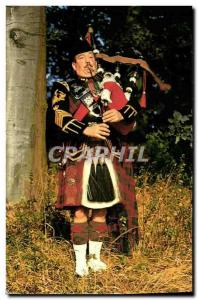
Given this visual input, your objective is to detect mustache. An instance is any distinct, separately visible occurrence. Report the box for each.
[85,63,94,69]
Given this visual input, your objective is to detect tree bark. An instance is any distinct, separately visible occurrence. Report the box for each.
[6,7,47,203]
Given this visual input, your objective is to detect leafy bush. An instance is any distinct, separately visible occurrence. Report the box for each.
[142,111,192,185]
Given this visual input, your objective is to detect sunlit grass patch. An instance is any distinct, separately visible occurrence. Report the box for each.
[6,174,192,295]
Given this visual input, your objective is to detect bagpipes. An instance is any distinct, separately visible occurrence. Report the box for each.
[85,25,172,109]
[67,25,172,135]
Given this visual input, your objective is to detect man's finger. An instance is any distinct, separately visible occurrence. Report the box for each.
[102,116,116,122]
[99,123,110,129]
[96,134,106,140]
[98,127,110,133]
[98,130,110,136]
[103,110,116,117]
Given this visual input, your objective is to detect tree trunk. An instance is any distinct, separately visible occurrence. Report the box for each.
[6,7,47,203]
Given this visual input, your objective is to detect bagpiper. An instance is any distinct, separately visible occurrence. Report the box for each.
[49,38,144,277]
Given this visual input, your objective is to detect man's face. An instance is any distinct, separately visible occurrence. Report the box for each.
[72,51,97,78]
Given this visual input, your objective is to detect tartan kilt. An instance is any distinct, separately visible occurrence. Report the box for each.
[55,157,136,210]
[55,156,139,253]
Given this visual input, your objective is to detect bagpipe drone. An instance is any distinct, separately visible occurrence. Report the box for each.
[85,24,171,110]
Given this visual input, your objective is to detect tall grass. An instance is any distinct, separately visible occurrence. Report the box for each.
[6,172,192,295]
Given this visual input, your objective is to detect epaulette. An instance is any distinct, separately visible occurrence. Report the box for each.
[52,81,70,109]
[52,81,70,93]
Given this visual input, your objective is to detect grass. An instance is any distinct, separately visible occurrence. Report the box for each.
[6,173,192,295]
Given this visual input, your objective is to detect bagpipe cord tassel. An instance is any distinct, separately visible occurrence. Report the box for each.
[139,70,147,108]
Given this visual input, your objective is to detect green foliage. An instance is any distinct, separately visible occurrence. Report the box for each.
[142,111,192,185]
[168,111,192,145]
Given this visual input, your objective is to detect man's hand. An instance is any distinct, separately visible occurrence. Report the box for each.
[83,123,110,140]
[102,109,124,123]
